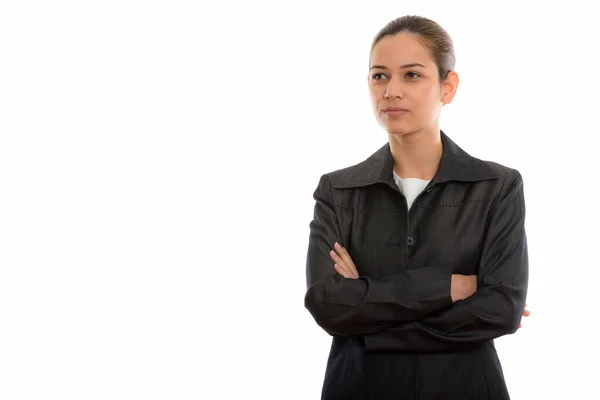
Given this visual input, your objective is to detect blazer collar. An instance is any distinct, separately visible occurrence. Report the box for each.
[333,130,500,189]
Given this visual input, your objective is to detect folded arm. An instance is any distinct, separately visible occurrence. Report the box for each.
[363,170,529,352]
[304,174,454,336]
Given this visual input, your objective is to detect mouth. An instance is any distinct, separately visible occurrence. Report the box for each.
[383,107,409,117]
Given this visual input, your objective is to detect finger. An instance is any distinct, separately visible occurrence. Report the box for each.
[334,263,352,279]
[330,251,354,278]
[334,243,358,269]
[330,248,358,279]
[334,243,359,278]
[522,309,531,317]
[346,265,359,279]
[330,250,350,272]
[519,323,523,328]
[334,257,358,279]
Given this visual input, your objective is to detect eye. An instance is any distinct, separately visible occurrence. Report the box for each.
[371,73,387,81]
[405,71,420,79]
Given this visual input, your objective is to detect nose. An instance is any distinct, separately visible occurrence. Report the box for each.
[384,76,405,99]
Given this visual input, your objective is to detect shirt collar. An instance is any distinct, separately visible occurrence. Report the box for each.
[333,130,500,190]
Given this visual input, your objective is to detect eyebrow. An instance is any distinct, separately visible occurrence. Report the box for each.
[369,63,426,70]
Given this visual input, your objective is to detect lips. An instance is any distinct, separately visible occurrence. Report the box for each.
[383,107,409,112]
[383,107,409,117]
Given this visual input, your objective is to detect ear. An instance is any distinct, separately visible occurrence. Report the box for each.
[441,71,459,105]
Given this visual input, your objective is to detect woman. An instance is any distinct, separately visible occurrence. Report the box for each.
[304,15,530,400]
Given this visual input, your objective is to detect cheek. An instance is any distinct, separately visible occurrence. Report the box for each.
[416,87,442,112]
[368,89,382,111]
[368,85,379,99]
[368,92,377,105]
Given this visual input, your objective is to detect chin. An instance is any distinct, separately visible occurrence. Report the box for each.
[381,122,415,136]
[387,129,413,136]
[382,120,435,137]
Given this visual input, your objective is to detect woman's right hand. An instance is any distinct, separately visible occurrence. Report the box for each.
[450,274,477,302]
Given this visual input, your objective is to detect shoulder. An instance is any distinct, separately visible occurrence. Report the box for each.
[319,161,367,186]
[320,143,391,190]
[481,158,522,183]
[476,158,525,200]
[313,143,387,191]
[479,158,519,177]
[312,162,364,200]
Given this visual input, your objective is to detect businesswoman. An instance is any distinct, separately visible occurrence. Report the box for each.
[304,15,530,400]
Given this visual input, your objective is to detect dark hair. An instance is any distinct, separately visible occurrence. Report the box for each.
[371,15,455,81]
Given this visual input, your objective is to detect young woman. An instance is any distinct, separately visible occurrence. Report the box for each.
[305,15,530,400]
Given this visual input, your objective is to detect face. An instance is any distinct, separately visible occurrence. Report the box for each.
[368,32,458,136]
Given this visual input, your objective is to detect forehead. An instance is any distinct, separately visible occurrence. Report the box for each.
[370,32,434,67]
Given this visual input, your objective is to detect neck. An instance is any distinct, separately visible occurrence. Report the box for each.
[388,127,443,180]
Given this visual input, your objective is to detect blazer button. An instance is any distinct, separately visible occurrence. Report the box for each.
[407,236,416,246]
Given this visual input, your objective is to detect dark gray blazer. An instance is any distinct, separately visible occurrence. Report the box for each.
[305,130,528,400]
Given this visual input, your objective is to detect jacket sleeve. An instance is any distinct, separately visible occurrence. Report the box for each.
[363,170,528,352]
[304,174,454,337]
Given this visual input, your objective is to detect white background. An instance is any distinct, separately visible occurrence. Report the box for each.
[1,1,598,399]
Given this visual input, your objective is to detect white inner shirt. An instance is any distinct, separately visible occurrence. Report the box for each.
[392,170,431,210]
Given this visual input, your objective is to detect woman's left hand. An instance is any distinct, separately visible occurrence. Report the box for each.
[519,303,531,328]
[329,242,359,279]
